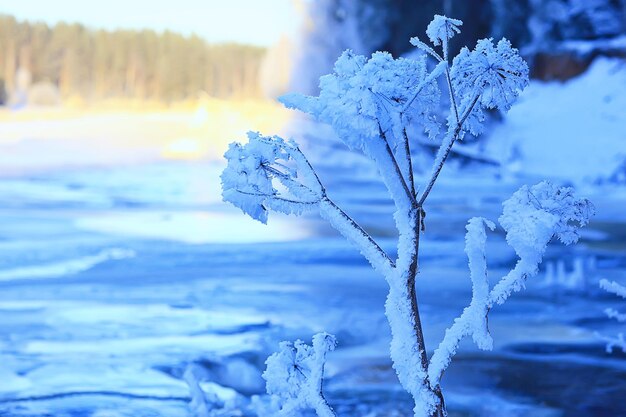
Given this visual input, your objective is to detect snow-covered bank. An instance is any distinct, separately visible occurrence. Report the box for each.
[484,58,626,184]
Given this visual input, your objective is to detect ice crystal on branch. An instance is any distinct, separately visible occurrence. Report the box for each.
[221,132,323,223]
[426,15,462,47]
[450,38,528,136]
[499,181,594,259]
[452,38,528,112]
[429,183,593,386]
[489,182,594,307]
[280,50,440,156]
[264,333,337,417]
[599,279,626,353]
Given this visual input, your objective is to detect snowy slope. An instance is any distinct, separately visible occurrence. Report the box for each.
[484,57,626,184]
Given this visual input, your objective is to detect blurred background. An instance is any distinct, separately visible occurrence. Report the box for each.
[0,1,625,416]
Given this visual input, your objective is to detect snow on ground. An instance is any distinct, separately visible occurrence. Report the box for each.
[484,58,626,184]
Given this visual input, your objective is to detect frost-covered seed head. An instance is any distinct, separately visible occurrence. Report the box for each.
[452,38,529,112]
[263,333,337,414]
[499,181,594,258]
[221,132,317,223]
[280,50,440,156]
[264,340,309,402]
[426,15,463,47]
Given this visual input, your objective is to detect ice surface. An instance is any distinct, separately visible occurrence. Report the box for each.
[0,248,134,281]
[75,210,312,244]
[0,151,624,416]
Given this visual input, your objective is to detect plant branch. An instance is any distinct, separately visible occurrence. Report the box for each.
[410,37,444,63]
[319,197,395,275]
[266,142,394,275]
[378,124,418,208]
[290,143,327,195]
[402,128,416,196]
[263,165,320,201]
[428,218,493,387]
[408,209,428,370]
[290,143,395,274]
[445,65,460,124]
[428,264,535,391]
[417,94,480,207]
[402,61,447,114]
[234,189,320,206]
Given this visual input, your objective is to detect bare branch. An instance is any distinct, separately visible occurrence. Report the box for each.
[264,142,395,275]
[234,189,319,207]
[290,143,326,195]
[263,165,320,201]
[378,124,418,209]
[319,197,395,275]
[402,128,416,196]
[402,61,447,114]
[428,218,494,387]
[410,37,444,63]
[445,65,460,124]
[417,94,480,207]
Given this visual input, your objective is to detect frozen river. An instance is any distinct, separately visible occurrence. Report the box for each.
[0,161,625,417]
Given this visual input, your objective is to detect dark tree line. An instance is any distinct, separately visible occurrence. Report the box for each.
[0,15,266,101]
[292,0,626,95]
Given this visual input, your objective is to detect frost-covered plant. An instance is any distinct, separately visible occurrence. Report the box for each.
[262,333,337,417]
[183,365,247,417]
[599,279,626,353]
[221,15,593,417]
[429,182,593,385]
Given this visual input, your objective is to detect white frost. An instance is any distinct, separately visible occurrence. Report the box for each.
[599,279,626,353]
[263,333,337,417]
[425,15,462,48]
[218,13,590,417]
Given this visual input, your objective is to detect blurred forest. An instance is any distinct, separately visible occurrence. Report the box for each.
[1,1,624,106]
[0,14,266,104]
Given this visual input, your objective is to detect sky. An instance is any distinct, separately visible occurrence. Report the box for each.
[0,0,302,46]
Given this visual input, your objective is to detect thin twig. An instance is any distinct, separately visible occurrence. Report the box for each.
[291,144,327,194]
[281,144,395,273]
[442,20,460,126]
[445,66,459,124]
[320,197,395,273]
[411,38,444,63]
[263,165,319,199]
[378,124,418,208]
[402,61,447,114]
[417,94,480,207]
[234,189,319,206]
[402,128,416,197]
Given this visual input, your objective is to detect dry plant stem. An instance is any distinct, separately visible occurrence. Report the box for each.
[408,210,448,417]
[407,96,480,417]
[315,361,336,417]
[320,197,395,272]
[445,66,459,124]
[443,21,460,124]
[379,125,417,207]
[403,128,417,196]
[417,95,479,207]
[402,126,446,417]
